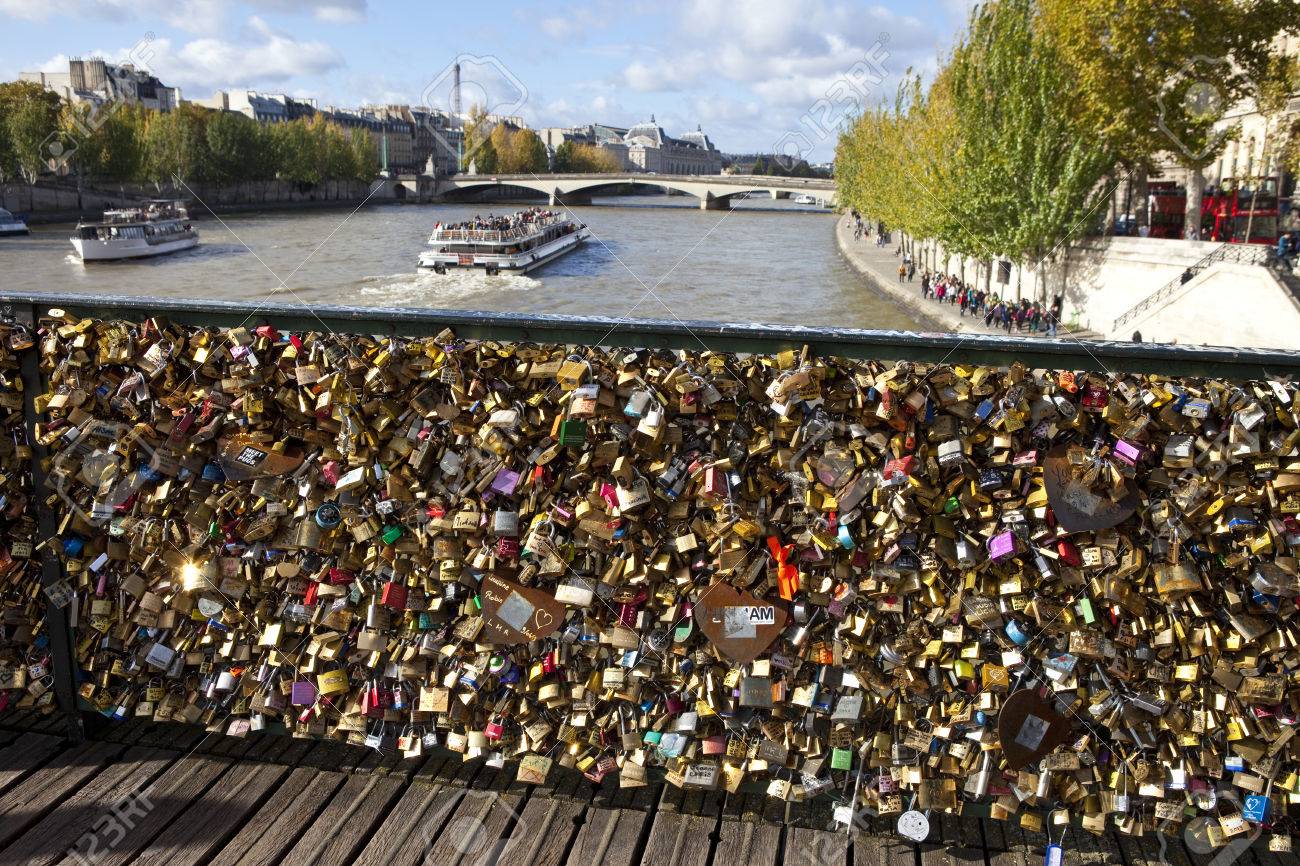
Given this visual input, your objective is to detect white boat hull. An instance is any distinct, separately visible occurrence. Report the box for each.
[0,223,28,237]
[72,234,199,262]
[418,228,588,275]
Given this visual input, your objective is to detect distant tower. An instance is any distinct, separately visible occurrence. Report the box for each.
[451,62,462,117]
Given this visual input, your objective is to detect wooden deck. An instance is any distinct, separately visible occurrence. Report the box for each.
[0,710,1290,866]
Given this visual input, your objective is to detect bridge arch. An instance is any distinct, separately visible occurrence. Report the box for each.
[434,174,837,210]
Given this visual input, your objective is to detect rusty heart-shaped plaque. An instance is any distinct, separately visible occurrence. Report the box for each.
[695,583,789,663]
[1043,446,1138,533]
[997,688,1074,770]
[479,574,565,645]
[217,435,305,482]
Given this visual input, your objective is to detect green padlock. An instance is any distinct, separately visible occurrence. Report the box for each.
[381,524,404,545]
[558,418,587,447]
[830,746,853,771]
[1075,596,1096,625]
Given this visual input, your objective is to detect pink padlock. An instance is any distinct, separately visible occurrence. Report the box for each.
[988,531,1016,561]
[1113,439,1142,466]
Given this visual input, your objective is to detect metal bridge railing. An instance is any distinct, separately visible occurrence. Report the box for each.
[3,291,1299,380]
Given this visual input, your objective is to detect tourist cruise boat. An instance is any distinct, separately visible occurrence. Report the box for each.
[792,194,819,206]
[0,208,28,237]
[71,200,199,263]
[417,209,589,275]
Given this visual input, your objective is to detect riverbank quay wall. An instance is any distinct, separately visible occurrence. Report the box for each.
[1,177,423,224]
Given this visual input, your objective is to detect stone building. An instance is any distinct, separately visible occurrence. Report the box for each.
[20,58,180,112]
[621,118,721,175]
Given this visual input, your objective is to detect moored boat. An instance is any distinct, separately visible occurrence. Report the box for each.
[71,200,199,263]
[417,208,588,275]
[0,209,29,237]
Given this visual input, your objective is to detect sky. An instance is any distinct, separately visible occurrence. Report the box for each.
[0,0,976,161]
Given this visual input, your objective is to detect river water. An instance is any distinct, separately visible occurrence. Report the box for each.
[1,196,922,330]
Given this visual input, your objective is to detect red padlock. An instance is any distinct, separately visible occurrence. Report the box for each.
[304,581,319,605]
[485,716,504,740]
[381,581,408,610]
[495,537,520,559]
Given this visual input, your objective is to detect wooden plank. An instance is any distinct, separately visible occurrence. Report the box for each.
[52,754,235,866]
[279,771,406,866]
[383,783,469,866]
[566,807,652,866]
[718,818,781,866]
[423,783,528,866]
[786,826,850,866]
[915,814,984,866]
[1,746,176,866]
[495,795,589,866]
[210,767,344,866]
[852,817,918,866]
[353,781,448,866]
[0,740,125,850]
[131,761,290,866]
[1070,827,1124,865]
[0,732,65,798]
[639,807,715,866]
[0,728,21,747]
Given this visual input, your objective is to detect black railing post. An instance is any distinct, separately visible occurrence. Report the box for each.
[14,303,83,742]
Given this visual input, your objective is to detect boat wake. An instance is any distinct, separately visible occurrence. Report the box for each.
[356,270,538,306]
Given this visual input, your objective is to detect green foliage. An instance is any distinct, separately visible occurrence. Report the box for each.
[0,81,62,184]
[1040,0,1300,231]
[203,110,260,186]
[838,0,1116,284]
[0,78,383,188]
[72,102,148,184]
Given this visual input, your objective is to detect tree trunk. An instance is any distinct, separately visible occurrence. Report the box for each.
[984,258,992,294]
[1133,165,1149,229]
[1184,165,1206,240]
[1106,173,1117,234]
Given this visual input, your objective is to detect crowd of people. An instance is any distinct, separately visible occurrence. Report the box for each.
[847,210,1066,337]
[920,270,1065,336]
[435,208,558,234]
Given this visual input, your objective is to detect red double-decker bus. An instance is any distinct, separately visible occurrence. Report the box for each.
[1144,179,1281,244]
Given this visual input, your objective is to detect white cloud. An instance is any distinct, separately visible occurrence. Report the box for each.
[250,0,367,22]
[28,16,345,94]
[0,0,365,30]
[611,0,943,157]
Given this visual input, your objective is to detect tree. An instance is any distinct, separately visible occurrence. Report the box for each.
[204,110,259,186]
[144,103,209,188]
[461,104,496,173]
[348,128,379,181]
[751,156,767,175]
[510,128,548,173]
[1041,0,1300,238]
[268,119,322,185]
[0,81,62,184]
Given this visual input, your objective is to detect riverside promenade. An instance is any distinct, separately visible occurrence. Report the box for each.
[833,215,1099,340]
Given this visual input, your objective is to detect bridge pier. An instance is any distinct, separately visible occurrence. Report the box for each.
[549,192,592,207]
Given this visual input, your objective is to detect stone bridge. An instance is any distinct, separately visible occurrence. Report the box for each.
[428,173,837,209]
